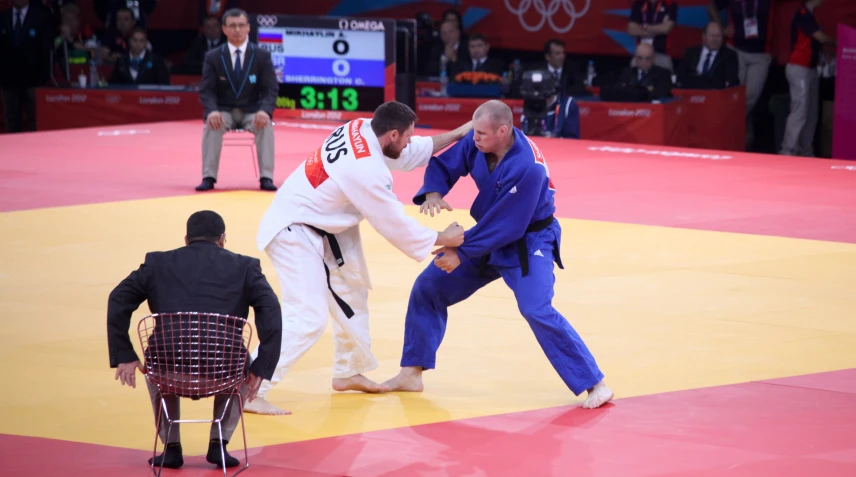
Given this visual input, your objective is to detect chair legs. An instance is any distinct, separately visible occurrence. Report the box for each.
[150,391,249,477]
[223,131,260,179]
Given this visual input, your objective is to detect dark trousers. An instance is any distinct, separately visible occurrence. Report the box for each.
[2,88,36,133]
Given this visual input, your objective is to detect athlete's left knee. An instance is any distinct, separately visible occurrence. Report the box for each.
[517,299,554,324]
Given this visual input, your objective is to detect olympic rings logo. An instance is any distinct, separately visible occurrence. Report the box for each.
[504,0,591,33]
[256,15,277,27]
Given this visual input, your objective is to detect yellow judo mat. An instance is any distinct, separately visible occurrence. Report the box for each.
[2,191,856,455]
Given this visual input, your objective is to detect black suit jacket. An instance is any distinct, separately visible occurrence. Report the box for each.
[425,41,470,77]
[199,43,278,120]
[619,65,673,99]
[106,241,283,380]
[529,60,587,97]
[110,50,171,85]
[447,56,506,79]
[0,5,54,88]
[676,45,739,89]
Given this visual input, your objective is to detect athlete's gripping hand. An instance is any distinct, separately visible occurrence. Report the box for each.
[421,192,452,217]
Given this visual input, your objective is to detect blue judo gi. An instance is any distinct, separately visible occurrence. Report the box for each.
[400,128,604,395]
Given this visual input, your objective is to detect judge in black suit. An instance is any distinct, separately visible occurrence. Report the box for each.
[0,0,54,132]
[109,27,170,85]
[676,22,739,89]
[618,43,673,99]
[108,210,283,470]
[447,33,506,79]
[197,8,278,192]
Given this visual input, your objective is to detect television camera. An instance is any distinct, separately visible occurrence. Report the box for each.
[519,69,559,137]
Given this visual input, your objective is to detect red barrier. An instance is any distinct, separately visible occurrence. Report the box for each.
[35,88,202,131]
[673,87,746,152]
[414,97,688,147]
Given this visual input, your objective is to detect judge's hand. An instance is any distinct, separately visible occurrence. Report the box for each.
[207,111,224,131]
[432,246,461,273]
[421,192,452,216]
[115,360,145,388]
[253,111,271,130]
[245,373,262,402]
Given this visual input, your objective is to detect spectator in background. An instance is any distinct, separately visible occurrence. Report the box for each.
[617,43,673,99]
[628,0,678,72]
[182,15,225,75]
[440,8,464,31]
[447,33,505,79]
[779,0,835,157]
[0,0,54,133]
[53,3,96,67]
[426,19,470,77]
[103,6,151,62]
[532,39,586,96]
[199,0,239,26]
[95,0,156,30]
[676,21,739,89]
[707,0,773,118]
[109,27,170,85]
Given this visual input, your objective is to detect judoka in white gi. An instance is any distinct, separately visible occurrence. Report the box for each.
[246,101,473,415]
[384,100,614,409]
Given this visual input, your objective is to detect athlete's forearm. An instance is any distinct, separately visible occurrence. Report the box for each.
[431,121,473,154]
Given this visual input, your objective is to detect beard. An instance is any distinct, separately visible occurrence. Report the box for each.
[382,142,403,159]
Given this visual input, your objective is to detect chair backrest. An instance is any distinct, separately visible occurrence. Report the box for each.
[137,312,253,399]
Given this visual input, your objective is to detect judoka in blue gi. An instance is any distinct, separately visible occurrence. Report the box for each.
[384,100,613,409]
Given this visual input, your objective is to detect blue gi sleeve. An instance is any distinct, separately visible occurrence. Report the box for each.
[457,163,544,260]
[413,132,474,205]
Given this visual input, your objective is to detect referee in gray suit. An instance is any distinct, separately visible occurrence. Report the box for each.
[197,9,278,192]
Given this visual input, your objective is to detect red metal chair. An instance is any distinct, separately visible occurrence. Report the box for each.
[138,312,254,477]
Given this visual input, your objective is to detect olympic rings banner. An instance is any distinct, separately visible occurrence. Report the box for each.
[230,0,855,58]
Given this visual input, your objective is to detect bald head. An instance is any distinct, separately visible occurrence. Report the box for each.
[473,100,513,128]
[471,100,514,154]
[634,43,655,72]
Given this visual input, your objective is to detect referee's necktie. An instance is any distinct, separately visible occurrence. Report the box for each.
[234,49,243,79]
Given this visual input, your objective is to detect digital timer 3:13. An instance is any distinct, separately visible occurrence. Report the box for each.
[300,86,358,111]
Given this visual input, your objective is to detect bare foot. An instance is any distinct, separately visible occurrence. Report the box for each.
[243,397,291,415]
[582,381,614,409]
[332,374,390,393]
[383,367,424,392]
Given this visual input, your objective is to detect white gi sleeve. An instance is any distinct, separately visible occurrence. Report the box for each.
[384,135,434,172]
[336,161,438,262]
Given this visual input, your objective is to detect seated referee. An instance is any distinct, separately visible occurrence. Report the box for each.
[197,8,278,192]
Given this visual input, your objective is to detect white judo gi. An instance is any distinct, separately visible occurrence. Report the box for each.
[253,118,439,398]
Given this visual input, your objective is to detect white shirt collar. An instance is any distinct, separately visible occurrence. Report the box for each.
[131,50,146,61]
[227,38,249,57]
[14,5,29,18]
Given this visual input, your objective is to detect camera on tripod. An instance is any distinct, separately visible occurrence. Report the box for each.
[519,69,559,137]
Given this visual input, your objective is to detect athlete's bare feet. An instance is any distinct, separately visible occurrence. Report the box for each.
[382,367,424,392]
[582,381,614,409]
[332,374,390,393]
[243,397,291,415]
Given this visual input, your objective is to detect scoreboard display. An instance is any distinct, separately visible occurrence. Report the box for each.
[250,14,396,115]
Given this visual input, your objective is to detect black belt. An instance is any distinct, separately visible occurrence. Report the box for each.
[305,225,354,319]
[478,215,563,277]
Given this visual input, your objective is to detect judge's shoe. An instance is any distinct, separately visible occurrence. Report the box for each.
[260,178,277,191]
[196,177,215,191]
[206,439,240,468]
[148,442,184,469]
